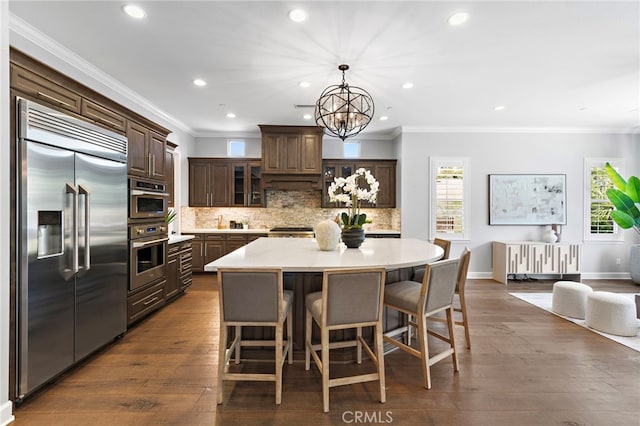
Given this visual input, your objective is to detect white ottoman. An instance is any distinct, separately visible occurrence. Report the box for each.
[552,281,593,319]
[585,292,638,337]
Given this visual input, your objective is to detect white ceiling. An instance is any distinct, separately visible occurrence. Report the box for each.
[8,1,640,137]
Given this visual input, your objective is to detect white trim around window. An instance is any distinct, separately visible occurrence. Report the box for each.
[583,157,624,242]
[429,157,470,241]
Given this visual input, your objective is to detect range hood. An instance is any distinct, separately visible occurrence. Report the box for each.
[261,174,322,191]
[259,124,324,191]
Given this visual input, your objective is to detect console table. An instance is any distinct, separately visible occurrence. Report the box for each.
[493,241,581,284]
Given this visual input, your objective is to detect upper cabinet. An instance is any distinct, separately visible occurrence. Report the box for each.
[10,63,82,114]
[127,122,166,180]
[10,48,171,183]
[188,158,230,207]
[259,125,323,174]
[231,161,263,207]
[189,158,264,208]
[322,159,397,208]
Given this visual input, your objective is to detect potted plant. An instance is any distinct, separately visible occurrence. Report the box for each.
[165,208,177,225]
[605,162,640,283]
[327,168,379,248]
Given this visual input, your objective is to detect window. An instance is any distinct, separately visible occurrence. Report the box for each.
[584,158,623,241]
[430,157,470,240]
[343,141,360,158]
[228,140,245,157]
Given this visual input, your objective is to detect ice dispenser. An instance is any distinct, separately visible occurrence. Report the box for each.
[37,210,62,258]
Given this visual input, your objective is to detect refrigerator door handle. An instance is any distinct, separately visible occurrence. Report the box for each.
[79,185,90,271]
[65,183,79,278]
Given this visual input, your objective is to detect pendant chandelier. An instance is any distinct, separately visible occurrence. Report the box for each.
[315,64,375,140]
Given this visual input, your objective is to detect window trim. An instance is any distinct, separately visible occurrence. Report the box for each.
[429,157,470,241]
[583,157,624,242]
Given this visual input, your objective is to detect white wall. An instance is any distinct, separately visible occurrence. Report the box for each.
[400,130,639,277]
[194,134,396,159]
[0,3,14,425]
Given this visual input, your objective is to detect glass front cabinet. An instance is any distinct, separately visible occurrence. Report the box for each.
[231,161,263,207]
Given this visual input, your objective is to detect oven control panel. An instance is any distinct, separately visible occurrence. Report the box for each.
[129,223,167,240]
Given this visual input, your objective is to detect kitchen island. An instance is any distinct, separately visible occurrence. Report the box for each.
[205,237,443,352]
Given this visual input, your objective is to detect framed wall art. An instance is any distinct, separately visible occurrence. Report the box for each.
[489,174,566,225]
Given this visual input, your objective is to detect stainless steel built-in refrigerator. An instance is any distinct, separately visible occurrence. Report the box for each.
[16,99,128,399]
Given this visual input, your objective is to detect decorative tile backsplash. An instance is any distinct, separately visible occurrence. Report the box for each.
[180,190,400,231]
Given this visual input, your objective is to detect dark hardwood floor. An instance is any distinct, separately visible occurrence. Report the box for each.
[12,275,640,425]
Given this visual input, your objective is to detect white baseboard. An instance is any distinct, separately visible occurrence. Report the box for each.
[0,400,14,426]
[469,272,633,281]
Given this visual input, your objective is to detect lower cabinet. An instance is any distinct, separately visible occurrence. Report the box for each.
[192,232,268,271]
[168,240,193,298]
[127,280,165,325]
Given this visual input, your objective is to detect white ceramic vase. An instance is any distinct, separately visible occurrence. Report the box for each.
[314,220,341,251]
[542,226,558,243]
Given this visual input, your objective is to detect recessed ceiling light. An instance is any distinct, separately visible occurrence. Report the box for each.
[122,4,146,19]
[379,116,389,121]
[288,9,307,23]
[402,82,414,89]
[226,113,236,119]
[193,78,207,87]
[299,81,310,88]
[303,114,312,120]
[494,105,505,111]
[448,12,469,26]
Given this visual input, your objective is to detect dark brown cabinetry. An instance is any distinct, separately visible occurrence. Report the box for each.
[322,159,397,208]
[231,161,263,207]
[81,99,127,133]
[189,158,263,207]
[191,232,268,272]
[188,159,230,207]
[127,280,165,326]
[167,240,193,298]
[10,62,82,114]
[260,125,323,173]
[127,122,166,181]
[191,234,225,271]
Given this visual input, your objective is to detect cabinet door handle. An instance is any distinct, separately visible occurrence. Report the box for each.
[148,154,152,174]
[37,91,72,108]
[95,116,120,129]
[152,154,156,175]
[143,296,159,306]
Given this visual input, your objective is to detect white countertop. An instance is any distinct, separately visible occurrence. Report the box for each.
[182,228,270,234]
[204,237,443,272]
[182,228,399,234]
[168,234,196,244]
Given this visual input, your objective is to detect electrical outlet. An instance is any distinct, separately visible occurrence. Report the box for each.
[615,258,621,265]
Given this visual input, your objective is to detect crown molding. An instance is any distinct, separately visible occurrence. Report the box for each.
[9,13,194,136]
[401,125,639,134]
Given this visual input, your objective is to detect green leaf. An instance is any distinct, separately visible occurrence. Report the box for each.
[606,188,638,215]
[356,214,367,226]
[341,212,349,227]
[611,210,635,229]
[605,162,627,191]
[626,176,640,203]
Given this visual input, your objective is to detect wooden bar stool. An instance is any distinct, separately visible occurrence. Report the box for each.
[216,267,293,405]
[304,267,387,412]
[383,258,460,389]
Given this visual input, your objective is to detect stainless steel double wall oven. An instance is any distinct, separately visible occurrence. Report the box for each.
[128,178,168,292]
